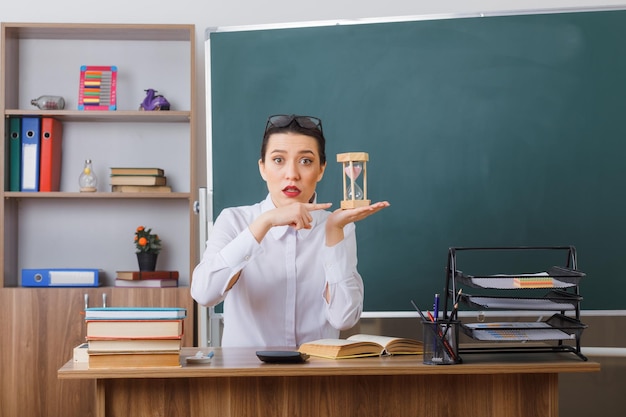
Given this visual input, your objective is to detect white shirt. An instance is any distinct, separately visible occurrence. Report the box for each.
[191,194,364,348]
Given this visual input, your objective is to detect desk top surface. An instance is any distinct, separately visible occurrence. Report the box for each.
[58,347,600,379]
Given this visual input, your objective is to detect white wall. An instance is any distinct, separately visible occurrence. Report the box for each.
[3,1,626,26]
[3,0,624,187]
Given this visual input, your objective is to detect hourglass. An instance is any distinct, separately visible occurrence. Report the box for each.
[337,152,370,209]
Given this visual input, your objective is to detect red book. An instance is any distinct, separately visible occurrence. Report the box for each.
[39,117,63,192]
[115,270,179,281]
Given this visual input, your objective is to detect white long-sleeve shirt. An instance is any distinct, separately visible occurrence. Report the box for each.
[191,194,364,348]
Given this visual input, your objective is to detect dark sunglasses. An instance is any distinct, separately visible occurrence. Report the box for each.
[265,114,323,134]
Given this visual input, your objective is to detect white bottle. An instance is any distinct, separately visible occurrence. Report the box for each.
[79,159,98,192]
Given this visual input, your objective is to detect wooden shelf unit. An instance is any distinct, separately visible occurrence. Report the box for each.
[0,22,198,417]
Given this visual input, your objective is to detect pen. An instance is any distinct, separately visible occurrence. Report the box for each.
[433,293,440,322]
[427,311,435,322]
[441,302,458,341]
[410,300,429,322]
[451,289,462,320]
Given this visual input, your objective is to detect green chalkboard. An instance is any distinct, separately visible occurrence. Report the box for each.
[208,9,626,311]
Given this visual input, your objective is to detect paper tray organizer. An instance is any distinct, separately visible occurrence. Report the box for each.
[443,246,588,360]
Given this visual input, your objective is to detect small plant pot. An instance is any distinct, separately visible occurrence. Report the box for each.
[137,252,158,271]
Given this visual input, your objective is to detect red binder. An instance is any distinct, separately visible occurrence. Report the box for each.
[39,117,63,192]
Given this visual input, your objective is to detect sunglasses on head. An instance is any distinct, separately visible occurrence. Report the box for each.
[265,114,323,134]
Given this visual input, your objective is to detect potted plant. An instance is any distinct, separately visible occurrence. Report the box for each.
[134,225,162,271]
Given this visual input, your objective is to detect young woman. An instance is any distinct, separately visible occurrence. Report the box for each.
[191,114,390,347]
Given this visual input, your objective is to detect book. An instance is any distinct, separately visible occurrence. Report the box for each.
[110,167,164,176]
[86,319,184,339]
[114,278,178,288]
[109,175,167,186]
[88,351,181,368]
[85,307,186,320]
[115,270,179,281]
[87,338,182,353]
[111,185,172,193]
[298,334,424,359]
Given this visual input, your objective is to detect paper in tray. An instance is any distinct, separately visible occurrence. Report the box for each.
[461,314,586,342]
[455,266,584,290]
[460,290,581,311]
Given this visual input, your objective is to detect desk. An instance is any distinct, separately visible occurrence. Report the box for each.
[58,347,599,417]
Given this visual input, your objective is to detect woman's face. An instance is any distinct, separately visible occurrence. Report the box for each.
[259,132,326,207]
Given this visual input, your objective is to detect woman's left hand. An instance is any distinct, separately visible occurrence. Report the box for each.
[326,201,390,246]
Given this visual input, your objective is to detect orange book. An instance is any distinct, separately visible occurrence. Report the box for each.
[88,351,181,368]
[39,117,63,192]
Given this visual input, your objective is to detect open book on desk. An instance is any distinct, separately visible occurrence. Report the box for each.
[298,334,423,359]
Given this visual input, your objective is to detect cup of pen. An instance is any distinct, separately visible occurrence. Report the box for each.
[422,319,462,365]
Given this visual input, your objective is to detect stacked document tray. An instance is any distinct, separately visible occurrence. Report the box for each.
[443,247,588,360]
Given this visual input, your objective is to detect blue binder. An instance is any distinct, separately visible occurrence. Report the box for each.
[20,117,41,192]
[21,268,101,287]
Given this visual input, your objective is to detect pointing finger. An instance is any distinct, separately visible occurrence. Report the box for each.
[305,202,332,212]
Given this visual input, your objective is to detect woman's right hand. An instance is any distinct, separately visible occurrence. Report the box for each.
[249,202,333,242]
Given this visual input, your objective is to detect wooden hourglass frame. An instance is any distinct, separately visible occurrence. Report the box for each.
[337,152,370,209]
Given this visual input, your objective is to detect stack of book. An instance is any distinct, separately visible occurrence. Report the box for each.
[114,270,179,287]
[84,307,186,368]
[109,167,171,192]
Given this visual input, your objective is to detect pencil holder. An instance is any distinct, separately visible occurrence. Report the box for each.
[422,320,462,365]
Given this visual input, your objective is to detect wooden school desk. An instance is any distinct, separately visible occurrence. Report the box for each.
[58,347,599,417]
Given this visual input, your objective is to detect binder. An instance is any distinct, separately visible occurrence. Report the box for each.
[7,116,21,191]
[20,117,41,192]
[21,268,101,287]
[39,117,63,192]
